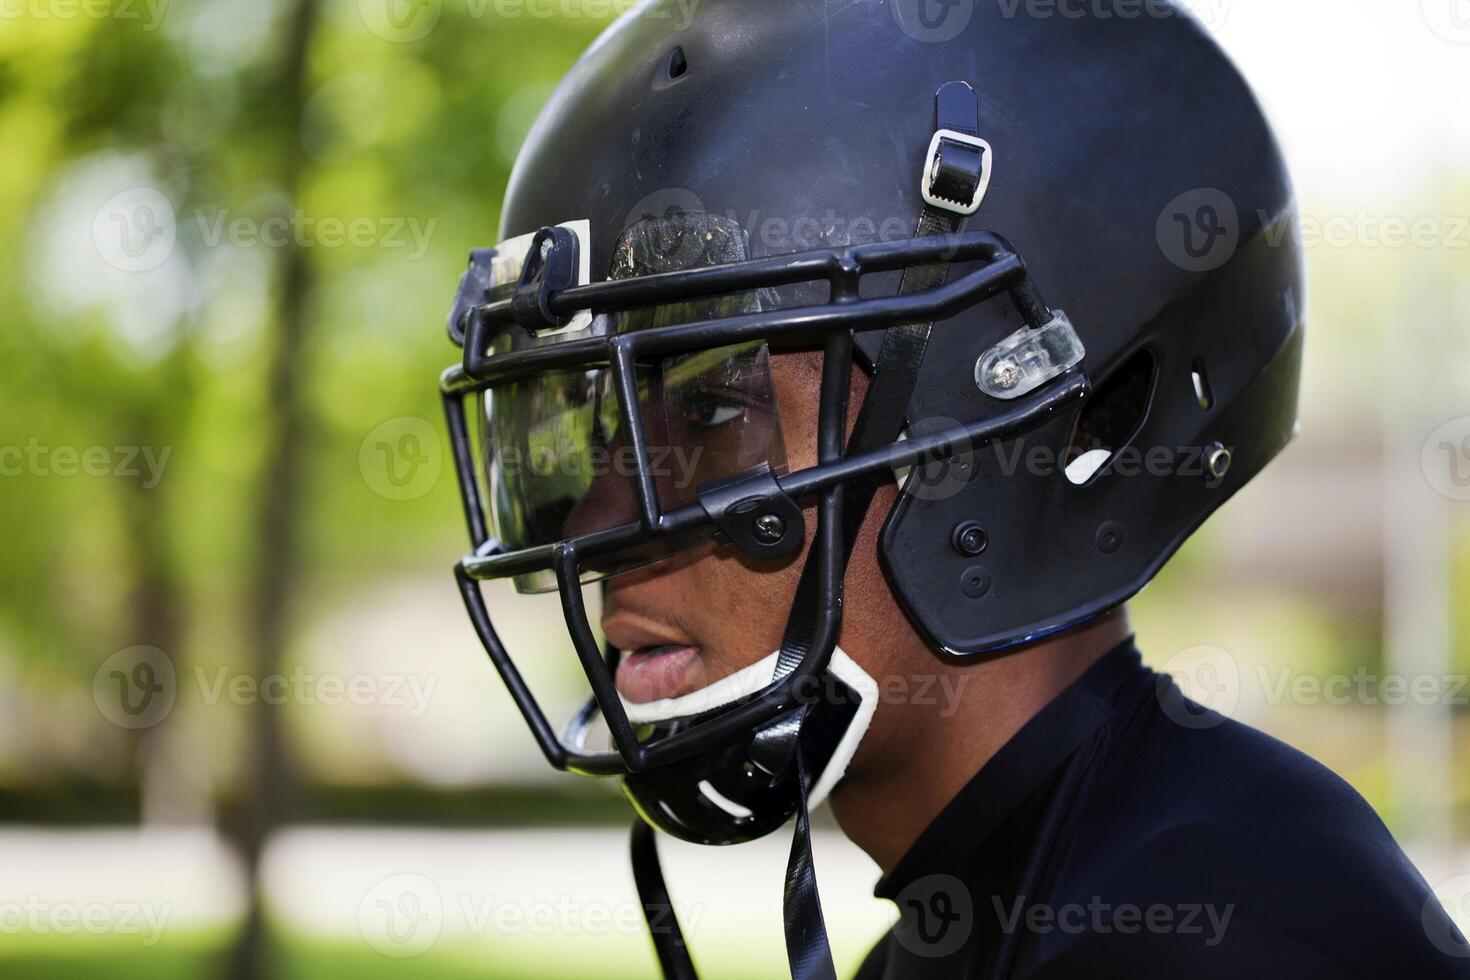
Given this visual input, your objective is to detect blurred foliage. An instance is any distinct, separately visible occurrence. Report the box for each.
[0,0,1467,976]
[0,0,611,795]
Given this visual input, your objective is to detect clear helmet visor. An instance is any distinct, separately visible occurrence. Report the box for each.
[477,213,787,592]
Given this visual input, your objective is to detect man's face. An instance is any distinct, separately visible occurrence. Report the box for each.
[602,349,899,704]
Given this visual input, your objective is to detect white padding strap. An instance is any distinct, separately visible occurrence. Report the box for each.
[619,647,879,811]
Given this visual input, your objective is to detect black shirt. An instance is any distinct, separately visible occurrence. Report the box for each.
[854,639,1470,979]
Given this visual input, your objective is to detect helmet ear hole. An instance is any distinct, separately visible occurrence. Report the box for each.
[652,47,690,91]
[1063,350,1157,486]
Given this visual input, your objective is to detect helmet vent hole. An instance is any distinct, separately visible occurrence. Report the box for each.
[667,46,689,79]
[698,780,753,821]
[1063,350,1157,486]
[1191,358,1214,411]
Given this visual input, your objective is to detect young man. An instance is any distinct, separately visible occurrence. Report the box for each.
[437,1,1468,976]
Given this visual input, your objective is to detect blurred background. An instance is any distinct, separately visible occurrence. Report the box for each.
[0,0,1467,976]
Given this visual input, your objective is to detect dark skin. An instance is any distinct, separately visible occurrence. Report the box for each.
[603,348,1131,873]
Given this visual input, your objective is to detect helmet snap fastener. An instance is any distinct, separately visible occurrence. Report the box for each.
[960,565,992,599]
[951,521,988,557]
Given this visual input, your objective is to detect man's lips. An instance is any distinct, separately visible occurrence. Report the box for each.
[615,645,702,703]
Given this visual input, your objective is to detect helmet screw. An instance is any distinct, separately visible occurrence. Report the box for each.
[1205,442,1233,481]
[951,521,988,557]
[753,513,787,544]
[991,360,1022,391]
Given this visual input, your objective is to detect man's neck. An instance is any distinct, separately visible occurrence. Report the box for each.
[829,607,1132,874]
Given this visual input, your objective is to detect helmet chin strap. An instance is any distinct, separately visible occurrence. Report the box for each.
[632,79,983,980]
[621,647,881,810]
[627,650,878,980]
[630,695,862,980]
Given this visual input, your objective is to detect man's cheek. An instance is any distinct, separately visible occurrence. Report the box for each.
[695,566,794,681]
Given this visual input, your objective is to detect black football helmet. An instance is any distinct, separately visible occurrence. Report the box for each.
[438,2,1301,975]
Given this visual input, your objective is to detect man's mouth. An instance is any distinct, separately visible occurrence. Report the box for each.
[615,644,702,704]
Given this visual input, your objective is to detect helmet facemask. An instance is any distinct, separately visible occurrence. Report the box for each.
[440,206,1084,801]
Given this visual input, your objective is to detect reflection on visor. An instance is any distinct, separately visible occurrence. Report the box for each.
[479,212,787,592]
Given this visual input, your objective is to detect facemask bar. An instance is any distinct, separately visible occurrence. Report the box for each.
[441,228,1090,777]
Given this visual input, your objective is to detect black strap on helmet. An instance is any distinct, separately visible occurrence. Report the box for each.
[631,820,698,979]
[632,80,986,980]
[775,78,985,680]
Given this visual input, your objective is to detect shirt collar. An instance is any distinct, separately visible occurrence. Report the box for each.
[874,638,1147,900]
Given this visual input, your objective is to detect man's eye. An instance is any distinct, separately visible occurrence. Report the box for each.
[684,397,746,429]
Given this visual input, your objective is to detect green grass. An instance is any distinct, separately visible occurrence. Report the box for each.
[0,930,772,980]
[0,931,227,980]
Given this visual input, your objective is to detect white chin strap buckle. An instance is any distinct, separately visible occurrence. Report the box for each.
[921,129,993,216]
